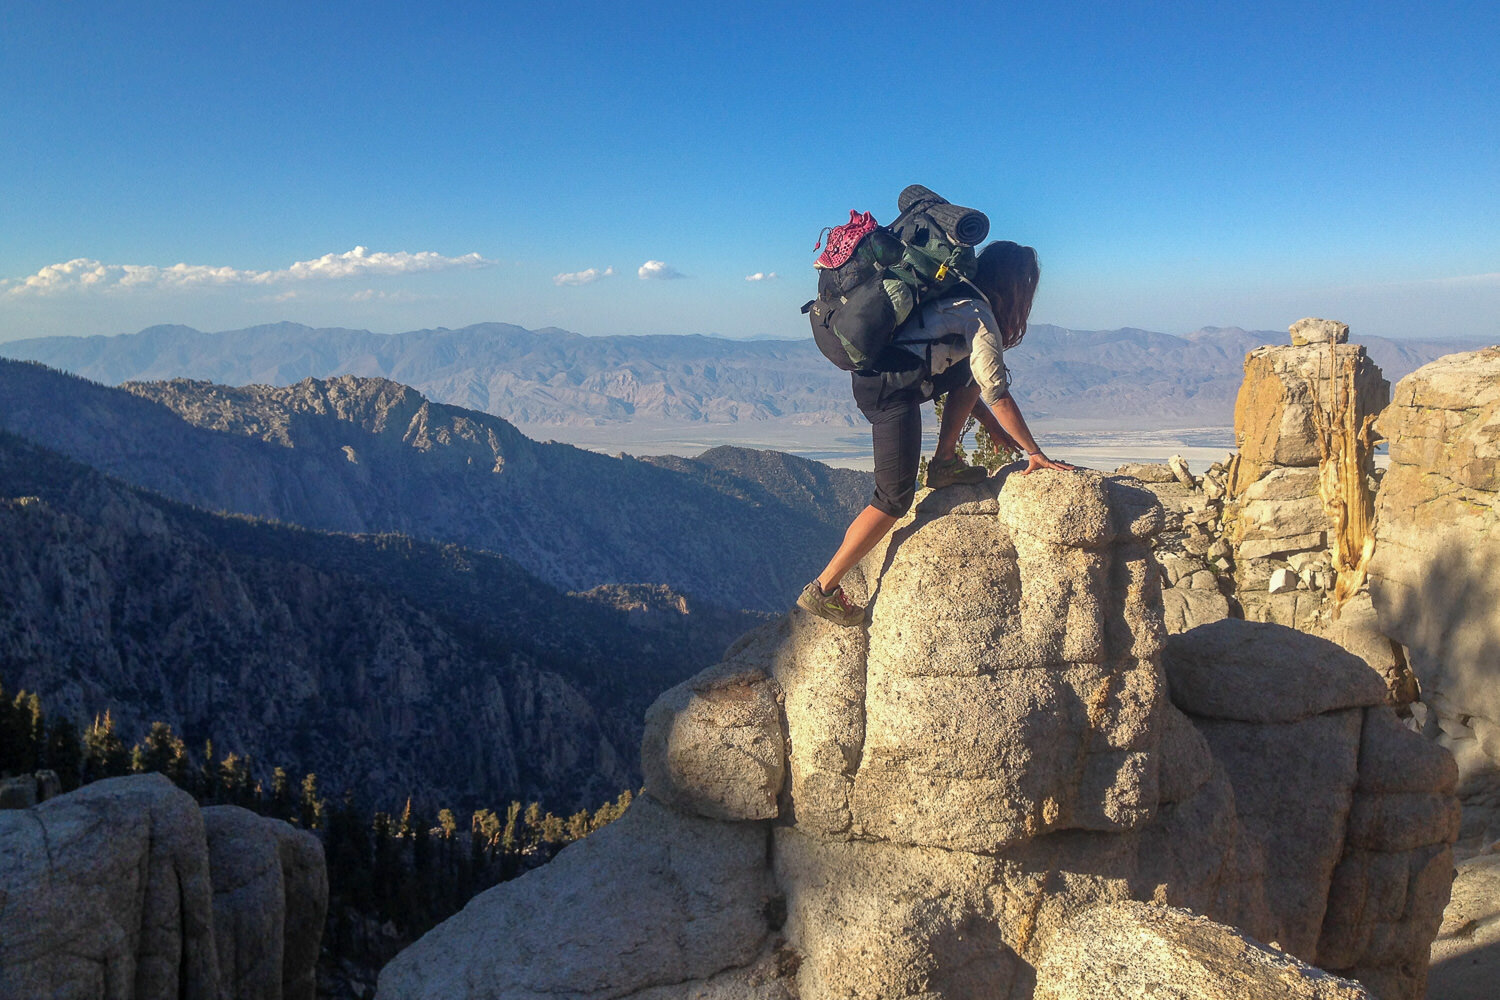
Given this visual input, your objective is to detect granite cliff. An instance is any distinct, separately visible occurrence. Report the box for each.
[377,470,1456,1000]
[1066,327,1500,996]
[1364,347,1500,999]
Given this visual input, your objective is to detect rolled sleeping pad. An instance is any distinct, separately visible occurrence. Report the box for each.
[926,202,989,246]
[895,184,990,246]
[897,184,944,213]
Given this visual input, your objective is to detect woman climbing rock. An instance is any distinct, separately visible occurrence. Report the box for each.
[797,239,1076,627]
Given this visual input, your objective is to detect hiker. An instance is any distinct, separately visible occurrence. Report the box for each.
[797,239,1076,627]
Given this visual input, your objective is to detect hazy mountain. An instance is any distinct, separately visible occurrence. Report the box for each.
[0,429,765,812]
[0,359,870,612]
[1,321,1487,431]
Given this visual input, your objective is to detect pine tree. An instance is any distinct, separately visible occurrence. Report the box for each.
[45,717,83,791]
[371,811,398,915]
[0,689,45,775]
[0,684,25,775]
[411,807,432,873]
[540,811,564,846]
[399,797,415,839]
[269,767,294,821]
[522,802,543,848]
[972,422,1021,471]
[136,721,187,785]
[501,801,521,853]
[438,808,457,840]
[83,712,130,782]
[472,807,500,850]
[219,752,253,806]
[16,692,42,772]
[566,809,590,841]
[199,740,217,801]
[299,773,323,830]
[326,793,374,912]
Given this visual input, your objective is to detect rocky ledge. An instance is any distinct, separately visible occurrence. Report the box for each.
[376,469,1456,1000]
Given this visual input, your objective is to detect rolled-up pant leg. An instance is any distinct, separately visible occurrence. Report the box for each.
[864,398,923,518]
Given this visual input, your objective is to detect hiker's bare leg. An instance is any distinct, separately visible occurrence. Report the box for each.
[934,381,983,463]
[816,505,898,592]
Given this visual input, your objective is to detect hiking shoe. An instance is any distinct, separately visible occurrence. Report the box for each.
[925,456,989,489]
[796,580,865,627]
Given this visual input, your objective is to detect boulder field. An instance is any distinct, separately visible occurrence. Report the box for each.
[377,469,1457,1000]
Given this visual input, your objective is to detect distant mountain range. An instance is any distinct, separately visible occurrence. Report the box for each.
[1,321,1487,432]
[0,359,870,613]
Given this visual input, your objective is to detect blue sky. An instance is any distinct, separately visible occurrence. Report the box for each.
[2,1,1496,342]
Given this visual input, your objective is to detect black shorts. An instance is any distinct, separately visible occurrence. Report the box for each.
[853,358,973,518]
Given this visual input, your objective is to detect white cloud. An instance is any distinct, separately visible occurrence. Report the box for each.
[3,246,493,297]
[638,260,686,280]
[283,246,489,280]
[745,271,778,282]
[553,265,615,287]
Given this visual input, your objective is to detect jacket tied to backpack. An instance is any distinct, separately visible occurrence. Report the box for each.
[803,185,991,373]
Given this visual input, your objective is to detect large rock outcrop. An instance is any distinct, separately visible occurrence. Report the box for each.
[1368,347,1500,846]
[203,806,329,1000]
[1165,622,1458,999]
[0,773,326,1000]
[378,470,1456,1000]
[1226,327,1389,631]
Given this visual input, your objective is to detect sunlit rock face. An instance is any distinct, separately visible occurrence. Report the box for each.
[0,773,327,1000]
[378,470,1455,1000]
[1369,347,1500,848]
[1226,337,1388,631]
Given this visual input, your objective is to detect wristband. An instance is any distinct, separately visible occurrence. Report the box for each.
[1027,451,1042,458]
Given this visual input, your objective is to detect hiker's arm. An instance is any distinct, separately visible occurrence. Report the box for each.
[987,394,1076,474]
[969,399,1020,454]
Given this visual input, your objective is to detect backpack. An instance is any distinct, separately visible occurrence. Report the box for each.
[802,185,990,372]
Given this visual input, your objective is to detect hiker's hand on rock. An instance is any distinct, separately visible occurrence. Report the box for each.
[1023,452,1077,475]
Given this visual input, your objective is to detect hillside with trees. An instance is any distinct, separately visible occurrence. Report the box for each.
[0,359,870,612]
[0,429,761,812]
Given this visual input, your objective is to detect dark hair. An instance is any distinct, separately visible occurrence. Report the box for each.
[974,241,1040,350]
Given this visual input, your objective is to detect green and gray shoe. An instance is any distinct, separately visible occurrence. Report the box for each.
[925,456,989,489]
[796,580,865,627]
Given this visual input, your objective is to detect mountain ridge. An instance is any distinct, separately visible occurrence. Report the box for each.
[0,428,767,811]
[0,359,870,612]
[3,321,1484,432]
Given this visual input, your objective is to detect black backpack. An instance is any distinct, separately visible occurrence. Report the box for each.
[802,185,990,372]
